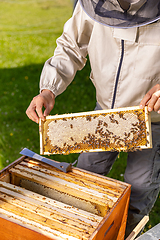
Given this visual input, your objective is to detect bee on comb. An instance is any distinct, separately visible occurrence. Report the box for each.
[39,106,152,155]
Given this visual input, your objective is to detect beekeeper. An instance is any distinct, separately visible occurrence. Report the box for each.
[26,0,160,237]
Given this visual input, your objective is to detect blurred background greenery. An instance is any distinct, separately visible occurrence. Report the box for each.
[0,0,159,233]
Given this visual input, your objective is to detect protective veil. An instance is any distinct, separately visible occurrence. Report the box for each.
[79,0,160,28]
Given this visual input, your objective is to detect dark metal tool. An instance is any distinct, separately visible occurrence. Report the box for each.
[20,148,73,173]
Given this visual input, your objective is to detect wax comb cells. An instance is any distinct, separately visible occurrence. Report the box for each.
[40,106,152,155]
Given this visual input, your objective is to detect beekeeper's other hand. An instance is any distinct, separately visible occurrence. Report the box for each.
[26,89,55,123]
[140,84,160,114]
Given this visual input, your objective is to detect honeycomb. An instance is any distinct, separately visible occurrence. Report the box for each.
[39,106,152,155]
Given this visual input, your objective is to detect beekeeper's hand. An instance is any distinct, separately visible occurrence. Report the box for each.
[26,89,55,123]
[140,84,160,114]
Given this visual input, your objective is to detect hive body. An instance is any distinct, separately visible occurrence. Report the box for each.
[0,156,131,240]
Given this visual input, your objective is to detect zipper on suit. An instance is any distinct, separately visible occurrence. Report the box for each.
[111,39,124,109]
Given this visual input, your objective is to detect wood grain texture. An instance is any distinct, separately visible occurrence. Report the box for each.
[0,156,131,240]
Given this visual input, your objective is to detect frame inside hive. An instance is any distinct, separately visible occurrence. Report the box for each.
[0,156,131,240]
[39,106,152,155]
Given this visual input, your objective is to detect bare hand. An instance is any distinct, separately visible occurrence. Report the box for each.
[140,84,160,114]
[26,89,55,123]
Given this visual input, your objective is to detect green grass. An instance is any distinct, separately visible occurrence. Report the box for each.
[0,0,74,165]
[0,0,159,234]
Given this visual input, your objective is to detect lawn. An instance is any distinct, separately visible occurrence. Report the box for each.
[0,0,159,233]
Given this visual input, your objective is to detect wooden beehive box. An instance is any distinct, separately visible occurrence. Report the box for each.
[0,155,131,240]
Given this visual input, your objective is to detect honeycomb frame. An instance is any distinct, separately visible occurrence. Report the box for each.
[39,106,152,155]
